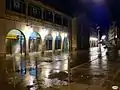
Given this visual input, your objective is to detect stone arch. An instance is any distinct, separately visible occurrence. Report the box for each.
[28,31,42,52]
[5,29,26,55]
[44,34,53,50]
[55,34,62,50]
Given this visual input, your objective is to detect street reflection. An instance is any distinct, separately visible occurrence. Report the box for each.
[89,46,108,85]
[11,52,69,89]
[24,72,35,86]
[71,45,111,85]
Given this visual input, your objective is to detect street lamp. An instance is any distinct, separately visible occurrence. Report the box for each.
[97,26,100,41]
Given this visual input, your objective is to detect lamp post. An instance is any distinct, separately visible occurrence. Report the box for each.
[96,26,100,42]
[96,25,102,58]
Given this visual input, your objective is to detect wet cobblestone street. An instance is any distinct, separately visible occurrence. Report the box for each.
[1,46,120,90]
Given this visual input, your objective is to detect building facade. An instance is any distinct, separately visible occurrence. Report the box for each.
[76,15,90,50]
[108,22,117,46]
[108,22,120,49]
[0,0,72,56]
[89,27,98,47]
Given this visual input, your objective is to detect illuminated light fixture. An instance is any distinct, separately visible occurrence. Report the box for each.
[61,33,65,40]
[40,28,49,40]
[23,25,33,40]
[40,29,48,35]
[115,35,117,38]
[101,35,106,40]
[52,31,57,38]
[56,32,59,36]
[64,33,68,37]
[90,37,98,41]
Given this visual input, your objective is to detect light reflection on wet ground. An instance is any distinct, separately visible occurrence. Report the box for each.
[3,52,69,90]
[71,46,120,90]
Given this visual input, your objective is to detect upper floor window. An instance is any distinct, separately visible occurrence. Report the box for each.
[63,17,68,27]
[28,4,42,19]
[6,0,11,10]
[6,0,26,14]
[14,1,20,9]
[33,8,37,14]
[43,9,53,22]
[54,14,62,25]
[5,0,70,27]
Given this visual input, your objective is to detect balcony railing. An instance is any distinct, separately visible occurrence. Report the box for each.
[28,4,42,19]
[5,0,69,27]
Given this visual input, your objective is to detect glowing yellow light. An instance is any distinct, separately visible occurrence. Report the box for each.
[52,31,57,38]
[64,33,68,37]
[56,32,59,36]
[6,35,17,39]
[22,25,33,40]
[61,33,65,40]
[40,28,49,40]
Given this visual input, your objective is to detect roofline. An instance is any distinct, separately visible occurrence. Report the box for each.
[28,0,72,19]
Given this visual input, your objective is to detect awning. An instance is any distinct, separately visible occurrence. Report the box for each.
[6,35,17,39]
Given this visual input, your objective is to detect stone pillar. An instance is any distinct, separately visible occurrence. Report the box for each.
[61,39,64,51]
[21,25,33,55]
[25,37,29,55]
[61,34,64,51]
[41,39,45,54]
[52,37,55,52]
[72,17,77,51]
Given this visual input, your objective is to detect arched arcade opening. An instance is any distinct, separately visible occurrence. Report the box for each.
[63,37,69,52]
[45,34,53,50]
[6,29,26,55]
[55,35,61,50]
[28,32,41,52]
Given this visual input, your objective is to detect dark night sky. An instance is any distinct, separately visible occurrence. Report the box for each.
[39,0,120,31]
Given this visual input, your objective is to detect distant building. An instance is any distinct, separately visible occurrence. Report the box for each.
[89,27,98,47]
[71,15,100,50]
[108,22,117,46]
[75,14,90,50]
[108,22,120,49]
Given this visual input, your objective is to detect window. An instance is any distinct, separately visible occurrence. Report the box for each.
[6,0,11,10]
[54,14,62,25]
[43,9,53,22]
[14,1,20,9]
[63,17,68,27]
[28,4,42,19]
[33,8,37,15]
[6,0,26,14]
